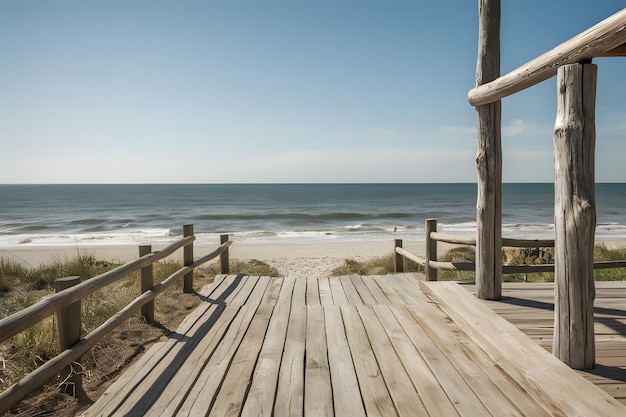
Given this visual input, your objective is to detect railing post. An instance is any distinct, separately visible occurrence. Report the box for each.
[220,234,230,274]
[183,224,194,293]
[139,245,154,324]
[426,219,438,281]
[394,239,404,273]
[55,276,82,396]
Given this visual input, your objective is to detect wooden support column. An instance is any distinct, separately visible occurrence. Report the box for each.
[220,234,230,274]
[553,63,597,370]
[139,245,155,324]
[394,239,404,273]
[475,0,502,300]
[425,219,437,281]
[55,276,83,396]
[183,224,194,293]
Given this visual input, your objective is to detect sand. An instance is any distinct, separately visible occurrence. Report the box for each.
[3,237,625,280]
[0,240,427,279]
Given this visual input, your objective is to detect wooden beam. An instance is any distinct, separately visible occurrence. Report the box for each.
[475,0,502,300]
[600,42,626,56]
[468,9,626,106]
[553,63,597,370]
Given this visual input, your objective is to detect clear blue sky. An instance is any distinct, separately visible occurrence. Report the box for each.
[1,1,625,183]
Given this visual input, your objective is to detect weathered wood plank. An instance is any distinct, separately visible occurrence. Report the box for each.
[340,305,398,417]
[324,305,366,417]
[292,276,307,306]
[373,304,459,416]
[356,305,427,416]
[339,275,364,305]
[240,302,291,417]
[329,276,350,305]
[348,275,378,305]
[208,278,282,417]
[304,304,333,417]
[317,276,334,305]
[274,305,306,417]
[423,281,626,416]
[306,275,320,305]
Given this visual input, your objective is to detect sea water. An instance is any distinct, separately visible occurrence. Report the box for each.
[1,183,626,246]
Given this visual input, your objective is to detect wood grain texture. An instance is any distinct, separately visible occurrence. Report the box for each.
[552,63,597,370]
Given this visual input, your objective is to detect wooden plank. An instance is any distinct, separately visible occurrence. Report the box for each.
[274,305,306,417]
[306,276,320,305]
[292,276,307,306]
[339,275,364,304]
[318,276,334,305]
[277,275,296,307]
[372,304,458,416]
[304,304,333,417]
[371,275,407,304]
[209,278,283,417]
[356,304,427,416]
[348,275,378,305]
[340,305,398,417]
[324,305,366,417]
[360,276,391,304]
[388,305,494,417]
[241,302,290,417]
[403,300,534,416]
[423,281,626,416]
[329,277,350,305]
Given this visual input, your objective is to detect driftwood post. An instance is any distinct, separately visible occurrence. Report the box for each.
[394,239,404,273]
[55,276,82,396]
[139,245,155,324]
[553,63,597,369]
[425,219,437,281]
[475,0,502,300]
[220,234,230,274]
[183,224,194,293]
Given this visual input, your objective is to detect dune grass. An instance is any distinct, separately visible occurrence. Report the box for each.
[331,244,626,283]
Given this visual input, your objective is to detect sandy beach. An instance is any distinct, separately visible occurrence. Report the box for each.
[0,240,427,279]
[3,237,626,280]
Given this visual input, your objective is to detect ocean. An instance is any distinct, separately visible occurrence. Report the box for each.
[1,183,626,247]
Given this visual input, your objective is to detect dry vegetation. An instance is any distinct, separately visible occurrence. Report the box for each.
[330,244,626,282]
[0,255,278,416]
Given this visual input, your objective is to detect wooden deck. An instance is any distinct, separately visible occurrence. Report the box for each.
[462,281,626,406]
[83,275,626,416]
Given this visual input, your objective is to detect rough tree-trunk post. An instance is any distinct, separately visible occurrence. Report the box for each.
[475,0,502,300]
[55,276,83,396]
[183,224,194,293]
[553,63,597,370]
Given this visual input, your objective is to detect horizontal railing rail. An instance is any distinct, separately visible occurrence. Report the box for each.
[394,218,626,280]
[0,225,231,415]
[467,8,626,106]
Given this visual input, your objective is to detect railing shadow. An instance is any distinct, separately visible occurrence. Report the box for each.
[117,274,246,416]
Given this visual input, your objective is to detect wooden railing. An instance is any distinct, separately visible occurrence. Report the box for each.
[394,218,626,281]
[0,225,231,415]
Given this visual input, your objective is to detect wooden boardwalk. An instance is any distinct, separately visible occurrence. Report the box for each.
[462,281,626,406]
[83,275,626,416]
